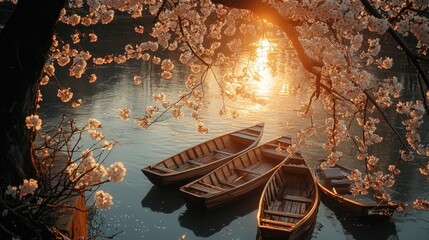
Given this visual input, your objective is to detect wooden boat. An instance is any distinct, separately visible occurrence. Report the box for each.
[179,135,295,210]
[141,123,264,186]
[257,154,320,240]
[314,162,398,217]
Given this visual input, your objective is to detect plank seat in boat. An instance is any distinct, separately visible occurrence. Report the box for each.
[239,130,260,137]
[322,168,344,179]
[231,132,258,144]
[213,149,233,155]
[220,181,236,188]
[248,126,264,132]
[187,159,204,166]
[260,218,295,227]
[264,210,305,219]
[283,194,312,203]
[276,137,292,145]
[198,181,226,191]
[189,184,220,194]
[152,165,176,173]
[330,179,352,187]
[261,148,287,160]
[235,168,261,175]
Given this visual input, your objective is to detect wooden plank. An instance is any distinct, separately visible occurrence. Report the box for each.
[187,159,203,166]
[264,210,304,219]
[284,195,310,204]
[220,181,236,188]
[235,168,260,175]
[262,148,287,160]
[213,149,233,155]
[239,130,259,137]
[189,184,219,194]
[152,165,176,173]
[260,218,294,227]
[231,132,257,144]
[276,137,292,145]
[331,179,352,186]
[248,126,263,132]
[198,181,225,191]
[322,168,344,179]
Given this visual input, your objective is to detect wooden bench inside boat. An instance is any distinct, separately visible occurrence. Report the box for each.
[330,179,352,187]
[152,165,176,173]
[261,148,287,160]
[264,209,305,219]
[260,218,295,227]
[235,168,261,175]
[283,194,312,203]
[187,159,204,166]
[322,167,344,179]
[188,183,220,194]
[231,132,258,144]
[213,149,233,155]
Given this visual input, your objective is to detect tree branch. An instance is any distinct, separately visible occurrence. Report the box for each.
[211,0,323,73]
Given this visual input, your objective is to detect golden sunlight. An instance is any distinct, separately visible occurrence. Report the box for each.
[253,38,274,95]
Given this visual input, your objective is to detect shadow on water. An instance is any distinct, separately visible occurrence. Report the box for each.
[323,200,398,240]
[178,191,261,237]
[140,185,185,213]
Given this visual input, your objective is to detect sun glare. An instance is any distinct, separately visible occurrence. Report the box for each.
[254,38,274,95]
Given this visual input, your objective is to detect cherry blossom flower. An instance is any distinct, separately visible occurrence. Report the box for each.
[18,179,38,197]
[26,114,43,131]
[95,190,113,210]
[106,162,127,182]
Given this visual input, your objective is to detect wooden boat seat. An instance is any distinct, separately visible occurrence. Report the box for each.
[260,218,294,227]
[152,165,176,173]
[282,164,309,174]
[187,159,203,166]
[261,148,287,160]
[220,181,236,188]
[330,179,352,187]
[283,194,312,203]
[188,184,219,194]
[235,168,261,175]
[322,168,344,179]
[264,210,305,219]
[239,130,260,137]
[231,132,257,144]
[213,149,233,155]
[198,181,226,191]
[276,137,292,145]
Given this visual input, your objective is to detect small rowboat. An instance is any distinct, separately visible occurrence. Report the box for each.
[257,154,320,240]
[315,162,398,217]
[141,123,264,186]
[179,135,294,210]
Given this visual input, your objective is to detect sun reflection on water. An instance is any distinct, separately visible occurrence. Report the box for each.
[254,38,274,95]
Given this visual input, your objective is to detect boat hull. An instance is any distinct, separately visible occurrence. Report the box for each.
[180,135,294,210]
[142,123,264,186]
[257,157,320,240]
[315,163,398,217]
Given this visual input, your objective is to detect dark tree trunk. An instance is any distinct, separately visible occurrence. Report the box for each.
[0,0,66,186]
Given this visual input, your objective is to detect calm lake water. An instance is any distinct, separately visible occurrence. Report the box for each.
[38,17,429,240]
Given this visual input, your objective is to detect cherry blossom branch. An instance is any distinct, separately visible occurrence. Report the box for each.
[360,0,429,88]
[211,0,323,73]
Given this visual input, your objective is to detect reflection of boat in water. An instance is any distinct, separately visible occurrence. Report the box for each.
[178,189,261,238]
[141,185,185,213]
[324,201,398,240]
